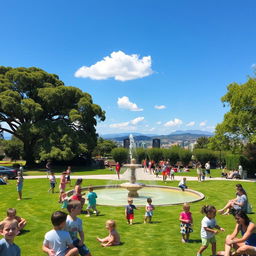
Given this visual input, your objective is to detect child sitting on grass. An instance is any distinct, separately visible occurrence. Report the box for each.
[144,198,155,224]
[179,203,193,243]
[42,211,78,256]
[97,220,120,247]
[0,219,21,256]
[65,200,92,256]
[4,208,27,234]
[86,186,100,217]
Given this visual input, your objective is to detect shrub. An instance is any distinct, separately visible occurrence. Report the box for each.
[163,148,179,165]
[193,149,218,166]
[136,148,147,163]
[147,148,164,163]
[179,149,192,167]
[111,148,128,164]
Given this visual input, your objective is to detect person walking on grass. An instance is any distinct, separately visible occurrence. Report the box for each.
[179,203,193,243]
[48,172,56,193]
[66,166,72,187]
[144,198,155,224]
[86,186,100,217]
[197,205,225,256]
[125,198,137,225]
[16,172,24,200]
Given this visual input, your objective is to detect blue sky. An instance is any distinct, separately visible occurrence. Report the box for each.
[1,0,256,135]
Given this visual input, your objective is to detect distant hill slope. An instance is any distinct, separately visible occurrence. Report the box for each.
[102,130,213,142]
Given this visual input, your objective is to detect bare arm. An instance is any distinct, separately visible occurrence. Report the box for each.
[79,231,85,245]
[229,223,255,245]
[42,243,55,256]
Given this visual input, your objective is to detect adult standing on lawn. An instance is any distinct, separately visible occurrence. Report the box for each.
[66,166,72,187]
[205,161,211,178]
[46,160,52,178]
[115,162,121,179]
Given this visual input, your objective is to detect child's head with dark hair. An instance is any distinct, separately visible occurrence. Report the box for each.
[51,211,67,227]
[7,208,16,217]
[67,200,82,213]
[75,178,83,185]
[201,205,216,218]
[147,198,152,204]
[88,186,93,192]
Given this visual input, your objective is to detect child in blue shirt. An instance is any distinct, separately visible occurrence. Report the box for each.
[0,219,20,256]
[125,198,137,225]
[65,200,92,256]
[42,211,78,256]
[86,187,100,217]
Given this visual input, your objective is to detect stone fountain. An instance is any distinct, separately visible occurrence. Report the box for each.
[120,134,145,197]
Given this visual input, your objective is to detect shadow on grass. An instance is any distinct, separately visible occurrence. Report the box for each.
[19,230,30,236]
[21,198,32,200]
[148,221,161,224]
[188,239,202,243]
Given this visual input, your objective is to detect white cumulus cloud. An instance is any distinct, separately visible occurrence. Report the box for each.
[117,96,143,111]
[130,117,144,125]
[109,122,129,128]
[186,121,195,127]
[154,105,166,110]
[199,121,207,127]
[164,118,183,127]
[156,121,162,125]
[74,51,153,81]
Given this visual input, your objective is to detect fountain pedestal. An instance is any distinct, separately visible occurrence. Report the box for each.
[121,159,144,197]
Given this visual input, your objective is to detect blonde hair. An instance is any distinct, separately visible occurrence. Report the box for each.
[183,203,190,211]
[106,219,116,229]
[0,219,18,231]
[7,208,16,216]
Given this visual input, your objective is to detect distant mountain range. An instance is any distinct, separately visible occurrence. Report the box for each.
[101,130,213,141]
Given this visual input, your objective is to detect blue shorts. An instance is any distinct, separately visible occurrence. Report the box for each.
[17,184,23,192]
[145,211,153,217]
[73,239,90,256]
[50,182,55,188]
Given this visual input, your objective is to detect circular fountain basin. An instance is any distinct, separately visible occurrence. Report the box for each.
[85,185,204,206]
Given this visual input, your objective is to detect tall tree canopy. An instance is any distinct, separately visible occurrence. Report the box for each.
[211,76,256,149]
[0,66,105,165]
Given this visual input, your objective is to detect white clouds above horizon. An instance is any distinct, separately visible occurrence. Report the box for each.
[117,96,143,111]
[130,117,144,125]
[199,121,207,127]
[109,117,144,129]
[164,118,183,127]
[74,51,153,81]
[154,105,166,110]
[186,121,195,127]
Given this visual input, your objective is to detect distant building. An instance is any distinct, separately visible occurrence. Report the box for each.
[123,138,130,148]
[152,139,161,148]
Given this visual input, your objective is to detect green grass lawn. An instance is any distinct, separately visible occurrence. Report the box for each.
[1,177,255,256]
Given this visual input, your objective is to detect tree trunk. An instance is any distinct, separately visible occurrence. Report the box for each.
[23,141,36,167]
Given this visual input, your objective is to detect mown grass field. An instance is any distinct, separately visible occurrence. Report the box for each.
[0,175,255,256]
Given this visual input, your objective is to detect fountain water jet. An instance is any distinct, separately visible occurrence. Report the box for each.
[120,134,145,197]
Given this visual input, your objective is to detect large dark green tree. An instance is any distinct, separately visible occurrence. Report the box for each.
[0,66,105,165]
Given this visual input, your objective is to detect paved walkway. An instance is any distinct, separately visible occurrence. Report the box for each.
[24,168,256,183]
